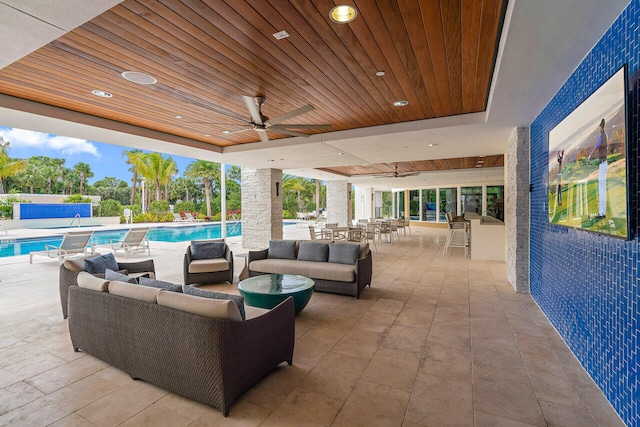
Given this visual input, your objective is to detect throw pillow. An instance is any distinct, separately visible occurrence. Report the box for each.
[268,240,297,260]
[190,241,226,260]
[138,276,183,293]
[297,241,329,262]
[328,243,360,265]
[183,285,245,320]
[105,268,137,284]
[76,271,109,292]
[84,253,119,275]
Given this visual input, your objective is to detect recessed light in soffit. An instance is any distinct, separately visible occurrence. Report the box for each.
[92,90,112,98]
[121,71,157,85]
[330,5,357,23]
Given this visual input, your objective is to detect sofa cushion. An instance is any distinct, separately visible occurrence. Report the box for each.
[188,259,230,274]
[105,268,137,284]
[328,243,360,265]
[250,259,356,283]
[190,240,226,260]
[245,305,271,320]
[77,271,109,292]
[109,280,160,303]
[157,291,242,321]
[183,285,245,320]
[138,276,183,293]
[84,253,119,275]
[268,240,297,260]
[297,241,329,262]
[63,253,103,272]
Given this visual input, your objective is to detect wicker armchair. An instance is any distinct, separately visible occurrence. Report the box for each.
[183,240,234,285]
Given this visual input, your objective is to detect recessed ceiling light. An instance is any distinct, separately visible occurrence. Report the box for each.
[273,30,290,40]
[267,159,275,162]
[121,71,157,85]
[175,115,182,119]
[204,134,211,137]
[330,5,357,23]
[428,143,438,147]
[338,152,344,156]
[393,100,409,107]
[222,130,232,134]
[375,71,385,77]
[91,90,112,98]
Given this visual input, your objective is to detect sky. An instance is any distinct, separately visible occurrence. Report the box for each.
[0,126,199,185]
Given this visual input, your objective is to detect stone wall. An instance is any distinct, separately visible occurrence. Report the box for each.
[506,126,530,293]
[326,180,350,226]
[241,168,283,249]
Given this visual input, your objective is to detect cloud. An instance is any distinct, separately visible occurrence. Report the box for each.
[1,127,99,156]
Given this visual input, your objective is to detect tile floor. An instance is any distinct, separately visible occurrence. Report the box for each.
[0,225,625,426]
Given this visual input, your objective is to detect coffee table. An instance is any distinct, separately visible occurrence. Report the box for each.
[238,274,314,314]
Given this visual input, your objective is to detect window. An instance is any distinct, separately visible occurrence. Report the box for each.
[409,190,420,220]
[422,189,436,221]
[486,185,504,221]
[439,188,457,221]
[461,186,482,215]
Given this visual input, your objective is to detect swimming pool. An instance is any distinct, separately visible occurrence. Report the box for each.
[0,222,245,259]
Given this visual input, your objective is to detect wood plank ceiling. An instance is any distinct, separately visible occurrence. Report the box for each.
[0,0,507,175]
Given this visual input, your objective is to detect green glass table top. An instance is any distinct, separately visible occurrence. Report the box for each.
[238,274,314,295]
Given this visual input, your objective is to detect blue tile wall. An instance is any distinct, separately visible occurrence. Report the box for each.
[530,1,640,425]
[18,203,91,220]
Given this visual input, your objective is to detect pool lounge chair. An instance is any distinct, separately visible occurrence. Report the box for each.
[110,227,151,259]
[29,230,96,264]
[184,212,204,222]
[173,213,187,222]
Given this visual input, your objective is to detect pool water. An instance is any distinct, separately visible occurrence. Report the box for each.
[0,222,245,259]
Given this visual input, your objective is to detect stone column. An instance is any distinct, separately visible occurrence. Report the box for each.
[506,126,530,293]
[241,168,283,249]
[326,180,350,226]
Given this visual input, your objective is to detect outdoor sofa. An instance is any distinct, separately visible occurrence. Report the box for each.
[59,252,155,319]
[248,240,372,298]
[66,274,295,416]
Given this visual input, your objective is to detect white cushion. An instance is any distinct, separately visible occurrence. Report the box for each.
[156,291,242,321]
[188,258,230,274]
[76,271,109,292]
[109,280,160,303]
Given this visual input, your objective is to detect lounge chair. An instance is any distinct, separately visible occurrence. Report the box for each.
[184,212,204,222]
[110,227,151,259]
[173,213,187,222]
[29,230,95,264]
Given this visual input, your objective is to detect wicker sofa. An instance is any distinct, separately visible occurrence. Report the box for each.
[59,253,156,319]
[248,240,372,298]
[67,282,295,416]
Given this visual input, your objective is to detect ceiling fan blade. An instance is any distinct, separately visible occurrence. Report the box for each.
[270,124,332,130]
[268,128,310,138]
[397,172,419,177]
[257,130,270,142]
[267,105,314,125]
[242,95,263,125]
[221,128,252,135]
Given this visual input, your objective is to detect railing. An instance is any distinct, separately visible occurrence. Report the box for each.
[69,213,81,227]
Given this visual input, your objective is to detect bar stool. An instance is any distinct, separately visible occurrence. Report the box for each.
[444,214,469,257]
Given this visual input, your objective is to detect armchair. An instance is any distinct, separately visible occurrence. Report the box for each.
[183,239,234,285]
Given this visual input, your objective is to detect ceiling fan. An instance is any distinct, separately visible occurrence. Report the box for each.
[372,164,420,178]
[216,96,332,142]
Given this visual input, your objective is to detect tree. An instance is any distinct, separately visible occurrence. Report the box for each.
[185,160,220,218]
[73,162,94,195]
[142,153,177,202]
[0,138,27,194]
[93,177,130,205]
[123,149,144,205]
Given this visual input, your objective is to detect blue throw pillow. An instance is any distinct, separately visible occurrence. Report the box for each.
[105,268,137,284]
[297,241,329,262]
[85,253,119,275]
[268,240,297,260]
[183,285,245,320]
[328,243,360,265]
[190,241,226,260]
[138,276,183,293]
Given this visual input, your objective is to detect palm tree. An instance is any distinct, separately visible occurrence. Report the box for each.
[185,160,220,218]
[144,153,177,201]
[122,149,144,205]
[0,138,27,194]
[73,162,94,195]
